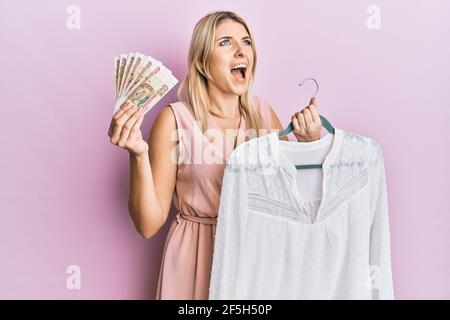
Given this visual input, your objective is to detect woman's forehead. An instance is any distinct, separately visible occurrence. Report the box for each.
[215,19,249,39]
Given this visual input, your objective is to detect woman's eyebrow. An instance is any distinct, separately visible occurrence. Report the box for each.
[216,35,251,42]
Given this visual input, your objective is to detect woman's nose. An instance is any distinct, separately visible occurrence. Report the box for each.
[235,46,245,57]
[234,42,246,56]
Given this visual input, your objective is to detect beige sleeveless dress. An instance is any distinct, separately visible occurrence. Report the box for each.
[156,96,273,299]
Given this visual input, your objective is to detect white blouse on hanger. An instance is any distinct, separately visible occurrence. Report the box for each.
[209,128,394,300]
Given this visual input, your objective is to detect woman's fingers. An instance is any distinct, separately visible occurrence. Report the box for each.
[115,101,133,118]
[291,114,301,134]
[131,114,145,141]
[298,112,306,132]
[308,104,320,123]
[290,96,322,141]
[292,112,306,136]
[110,105,140,144]
[302,108,313,127]
[132,114,144,132]
[308,97,320,122]
[300,96,320,130]
[108,101,133,137]
[117,107,144,147]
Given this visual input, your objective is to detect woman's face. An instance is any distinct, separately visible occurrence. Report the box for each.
[207,19,254,96]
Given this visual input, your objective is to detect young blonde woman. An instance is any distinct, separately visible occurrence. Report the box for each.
[108,11,322,299]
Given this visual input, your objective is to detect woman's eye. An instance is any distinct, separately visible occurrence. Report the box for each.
[219,39,252,46]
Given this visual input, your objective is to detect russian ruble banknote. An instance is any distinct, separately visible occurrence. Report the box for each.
[113,52,178,115]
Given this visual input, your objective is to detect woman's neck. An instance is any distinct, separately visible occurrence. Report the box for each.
[208,90,240,119]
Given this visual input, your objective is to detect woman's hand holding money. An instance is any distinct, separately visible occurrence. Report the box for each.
[108,101,148,156]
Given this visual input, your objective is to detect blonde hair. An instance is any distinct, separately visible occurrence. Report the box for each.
[177,10,265,138]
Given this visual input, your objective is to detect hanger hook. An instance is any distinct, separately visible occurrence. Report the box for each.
[299,78,319,98]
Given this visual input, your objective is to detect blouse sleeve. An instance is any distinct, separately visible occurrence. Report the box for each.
[368,144,395,299]
[208,155,249,300]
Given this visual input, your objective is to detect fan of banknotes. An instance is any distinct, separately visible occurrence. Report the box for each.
[113,52,178,115]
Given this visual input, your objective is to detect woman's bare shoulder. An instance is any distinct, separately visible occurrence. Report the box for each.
[252,96,280,127]
[147,104,177,143]
[253,96,287,140]
[156,104,177,125]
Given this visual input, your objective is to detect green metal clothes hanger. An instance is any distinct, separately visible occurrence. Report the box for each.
[278,78,335,170]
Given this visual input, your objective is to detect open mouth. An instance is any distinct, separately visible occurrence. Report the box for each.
[230,65,247,82]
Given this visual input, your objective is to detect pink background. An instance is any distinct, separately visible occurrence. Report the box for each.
[1,0,449,299]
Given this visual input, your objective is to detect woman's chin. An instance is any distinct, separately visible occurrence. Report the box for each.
[232,87,248,96]
[229,79,248,94]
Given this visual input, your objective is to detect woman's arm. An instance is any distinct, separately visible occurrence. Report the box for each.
[268,97,322,142]
[128,106,178,239]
